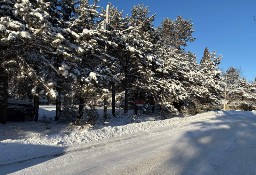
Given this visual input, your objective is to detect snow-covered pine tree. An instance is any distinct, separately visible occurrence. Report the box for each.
[37,0,106,121]
[197,50,223,111]
[224,67,255,110]
[0,0,32,65]
[86,4,157,114]
[158,16,195,50]
[8,0,90,121]
[150,45,190,115]
[156,19,223,114]
[97,4,129,116]
[118,4,157,113]
[0,1,13,120]
[224,67,241,109]
[0,0,59,122]
[71,0,99,31]
[69,0,107,123]
[200,47,210,64]
[57,0,75,21]
[152,17,198,114]
[0,0,38,102]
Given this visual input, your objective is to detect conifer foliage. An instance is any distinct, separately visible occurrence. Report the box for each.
[224,67,256,110]
[1,1,253,124]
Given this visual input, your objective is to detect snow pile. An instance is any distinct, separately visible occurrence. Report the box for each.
[2,110,256,174]
[60,111,225,146]
[1,110,225,147]
[0,108,236,165]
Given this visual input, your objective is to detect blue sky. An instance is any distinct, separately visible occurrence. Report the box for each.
[99,0,256,81]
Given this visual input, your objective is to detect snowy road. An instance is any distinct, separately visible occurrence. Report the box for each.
[2,111,256,175]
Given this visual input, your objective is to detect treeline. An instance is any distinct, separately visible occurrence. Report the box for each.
[0,0,255,124]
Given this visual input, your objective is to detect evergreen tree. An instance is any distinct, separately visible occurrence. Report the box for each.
[197,50,223,111]
[158,16,195,49]
[224,67,255,110]
[1,1,244,123]
[200,47,211,64]
[117,4,157,112]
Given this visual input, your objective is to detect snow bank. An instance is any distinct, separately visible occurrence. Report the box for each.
[2,111,227,148]
[1,108,248,166]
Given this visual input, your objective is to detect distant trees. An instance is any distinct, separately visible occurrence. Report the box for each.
[224,67,256,110]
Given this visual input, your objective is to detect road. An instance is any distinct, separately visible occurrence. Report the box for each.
[3,111,256,175]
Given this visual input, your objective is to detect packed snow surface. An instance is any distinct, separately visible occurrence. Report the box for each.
[1,108,256,175]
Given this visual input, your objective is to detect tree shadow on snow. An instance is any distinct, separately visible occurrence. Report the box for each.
[0,142,65,174]
[0,121,70,142]
[165,110,256,175]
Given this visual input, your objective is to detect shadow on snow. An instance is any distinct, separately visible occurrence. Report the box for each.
[166,110,256,175]
[0,121,69,142]
[0,142,65,174]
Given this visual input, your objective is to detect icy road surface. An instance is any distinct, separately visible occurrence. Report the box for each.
[2,111,256,175]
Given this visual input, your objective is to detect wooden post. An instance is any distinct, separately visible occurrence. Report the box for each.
[104,3,116,117]
[0,67,8,124]
[223,75,227,110]
[105,3,110,27]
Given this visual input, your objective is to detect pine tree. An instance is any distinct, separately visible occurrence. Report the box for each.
[118,4,157,113]
[197,50,223,111]
[224,67,255,110]
[200,47,210,64]
[158,16,195,50]
[150,46,190,114]
[1,1,242,123]
[57,0,75,21]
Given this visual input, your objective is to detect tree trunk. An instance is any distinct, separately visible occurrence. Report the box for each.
[111,82,116,117]
[33,94,39,122]
[124,59,129,113]
[55,80,61,121]
[134,91,139,114]
[0,68,8,124]
[103,96,108,121]
[78,97,84,119]
[55,91,61,121]
[124,87,128,113]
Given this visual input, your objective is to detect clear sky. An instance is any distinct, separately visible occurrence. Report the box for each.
[99,0,256,81]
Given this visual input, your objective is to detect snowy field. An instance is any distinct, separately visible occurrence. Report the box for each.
[1,107,256,175]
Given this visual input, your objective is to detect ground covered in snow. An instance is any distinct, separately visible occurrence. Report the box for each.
[1,108,256,175]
